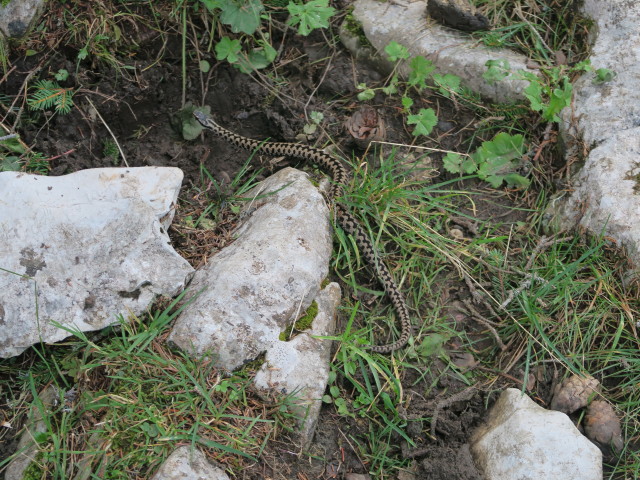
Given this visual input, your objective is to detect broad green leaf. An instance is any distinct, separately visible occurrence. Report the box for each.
[199,60,211,73]
[200,0,224,11]
[401,96,414,110]
[503,173,531,188]
[407,108,437,137]
[382,76,398,95]
[287,0,335,36]
[0,155,20,171]
[545,79,572,121]
[357,89,375,101]
[594,68,615,84]
[416,333,448,357]
[236,41,277,72]
[215,37,242,63]
[220,0,264,35]
[433,73,461,97]
[442,152,463,173]
[407,56,434,89]
[384,41,409,61]
[524,80,544,112]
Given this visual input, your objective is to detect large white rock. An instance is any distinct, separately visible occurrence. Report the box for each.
[168,168,334,372]
[470,388,602,480]
[561,0,640,146]
[150,446,230,480]
[549,1,640,268]
[345,0,538,103]
[0,167,194,358]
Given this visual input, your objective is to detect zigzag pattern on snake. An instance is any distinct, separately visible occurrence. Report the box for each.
[194,110,411,353]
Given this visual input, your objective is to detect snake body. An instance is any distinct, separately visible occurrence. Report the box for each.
[194,110,410,353]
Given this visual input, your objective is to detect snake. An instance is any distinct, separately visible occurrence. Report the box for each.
[193,110,411,353]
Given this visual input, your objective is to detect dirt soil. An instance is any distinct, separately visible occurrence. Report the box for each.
[0,3,560,479]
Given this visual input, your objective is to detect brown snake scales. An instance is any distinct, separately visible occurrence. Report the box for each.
[194,110,411,353]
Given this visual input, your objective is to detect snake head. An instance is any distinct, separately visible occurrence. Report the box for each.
[193,109,210,127]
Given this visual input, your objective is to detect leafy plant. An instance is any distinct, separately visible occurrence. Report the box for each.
[27,80,74,114]
[407,108,438,137]
[521,71,572,122]
[287,0,336,36]
[103,139,120,164]
[593,67,615,85]
[443,132,529,188]
[407,56,435,89]
[303,111,324,135]
[384,41,409,62]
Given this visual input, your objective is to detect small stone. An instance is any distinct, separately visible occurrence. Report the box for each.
[550,374,600,414]
[150,446,230,480]
[345,474,371,480]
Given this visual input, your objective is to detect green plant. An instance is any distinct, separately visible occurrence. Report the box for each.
[443,132,529,188]
[303,111,324,136]
[520,68,573,123]
[27,80,74,114]
[203,0,334,74]
[0,135,50,174]
[407,108,438,137]
[286,0,335,36]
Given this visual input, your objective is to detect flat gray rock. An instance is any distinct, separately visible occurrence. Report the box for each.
[168,167,334,372]
[0,167,193,358]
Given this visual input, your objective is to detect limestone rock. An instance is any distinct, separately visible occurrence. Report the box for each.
[561,0,640,146]
[0,0,46,38]
[549,1,640,269]
[547,128,640,262]
[342,0,538,104]
[0,167,194,358]
[150,446,230,480]
[471,388,602,480]
[168,168,333,372]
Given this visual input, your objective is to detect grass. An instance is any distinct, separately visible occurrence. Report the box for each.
[0,296,299,478]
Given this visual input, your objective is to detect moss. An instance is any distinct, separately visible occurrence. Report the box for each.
[320,277,330,289]
[21,452,45,480]
[295,300,318,331]
[279,300,319,341]
[342,9,372,49]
